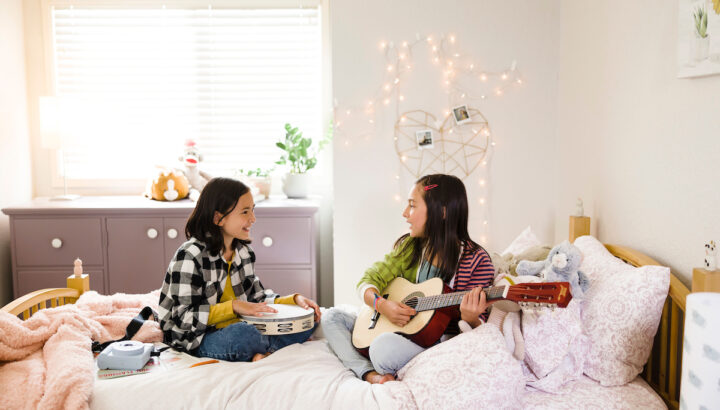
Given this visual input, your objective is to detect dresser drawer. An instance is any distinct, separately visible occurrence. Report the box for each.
[16,269,105,296]
[258,269,314,300]
[251,217,312,265]
[13,218,104,267]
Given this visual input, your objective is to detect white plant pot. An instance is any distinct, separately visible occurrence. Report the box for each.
[282,173,311,198]
[695,36,710,61]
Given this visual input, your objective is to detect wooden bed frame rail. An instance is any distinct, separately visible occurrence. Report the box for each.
[0,273,90,320]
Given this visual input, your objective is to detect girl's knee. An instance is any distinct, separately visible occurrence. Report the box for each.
[321,308,353,328]
[368,333,400,370]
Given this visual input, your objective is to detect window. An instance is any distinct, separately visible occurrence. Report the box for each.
[48,3,322,181]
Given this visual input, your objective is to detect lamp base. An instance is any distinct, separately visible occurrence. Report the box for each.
[50,194,81,201]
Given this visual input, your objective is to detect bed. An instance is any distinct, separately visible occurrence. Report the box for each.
[1,217,689,410]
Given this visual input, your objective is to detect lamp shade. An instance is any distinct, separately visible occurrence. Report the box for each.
[679,292,720,409]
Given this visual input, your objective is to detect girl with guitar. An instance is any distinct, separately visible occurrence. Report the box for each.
[322,174,494,384]
[158,177,321,362]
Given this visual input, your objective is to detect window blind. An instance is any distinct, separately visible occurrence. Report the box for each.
[50,6,322,180]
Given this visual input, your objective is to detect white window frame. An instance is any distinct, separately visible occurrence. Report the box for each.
[39,0,330,194]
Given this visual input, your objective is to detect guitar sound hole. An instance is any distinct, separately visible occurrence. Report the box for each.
[403,292,424,309]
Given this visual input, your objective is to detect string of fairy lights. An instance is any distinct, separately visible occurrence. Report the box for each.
[333,33,524,245]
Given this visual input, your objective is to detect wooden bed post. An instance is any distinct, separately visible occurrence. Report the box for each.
[66,258,90,297]
[692,267,720,292]
[569,216,590,242]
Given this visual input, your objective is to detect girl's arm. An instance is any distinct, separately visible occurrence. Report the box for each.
[355,239,417,303]
[457,249,495,326]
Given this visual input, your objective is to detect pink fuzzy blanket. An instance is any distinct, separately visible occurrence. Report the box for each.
[0,291,163,410]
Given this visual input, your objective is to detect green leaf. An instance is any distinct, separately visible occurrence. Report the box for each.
[276,142,286,150]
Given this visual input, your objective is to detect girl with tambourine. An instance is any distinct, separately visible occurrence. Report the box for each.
[158,177,321,362]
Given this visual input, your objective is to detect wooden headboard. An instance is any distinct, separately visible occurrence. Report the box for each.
[571,217,689,410]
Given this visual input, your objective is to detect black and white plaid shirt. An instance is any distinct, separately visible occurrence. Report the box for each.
[158,237,278,352]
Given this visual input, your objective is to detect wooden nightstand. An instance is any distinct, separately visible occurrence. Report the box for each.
[692,267,720,292]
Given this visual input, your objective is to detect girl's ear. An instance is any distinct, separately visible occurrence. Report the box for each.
[213,211,224,226]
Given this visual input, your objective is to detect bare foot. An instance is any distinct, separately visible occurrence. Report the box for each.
[363,371,395,384]
[252,352,271,362]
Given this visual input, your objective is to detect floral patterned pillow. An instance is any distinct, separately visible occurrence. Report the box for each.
[389,325,525,410]
[574,235,670,386]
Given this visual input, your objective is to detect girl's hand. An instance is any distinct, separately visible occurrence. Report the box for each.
[294,294,322,322]
[460,287,488,329]
[232,300,278,317]
[378,299,416,327]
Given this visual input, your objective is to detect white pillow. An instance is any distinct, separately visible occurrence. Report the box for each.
[574,235,670,386]
[391,325,525,409]
[502,226,541,256]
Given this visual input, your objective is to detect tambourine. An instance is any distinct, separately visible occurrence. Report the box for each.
[239,304,314,335]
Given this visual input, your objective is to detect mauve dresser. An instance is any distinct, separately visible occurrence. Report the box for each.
[2,196,319,300]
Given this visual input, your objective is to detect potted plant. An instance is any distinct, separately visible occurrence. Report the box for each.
[234,167,274,198]
[694,5,709,61]
[275,123,332,198]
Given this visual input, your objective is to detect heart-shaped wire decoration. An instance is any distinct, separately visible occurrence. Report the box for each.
[394,108,491,179]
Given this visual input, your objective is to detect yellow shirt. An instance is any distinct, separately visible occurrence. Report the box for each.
[208,257,297,329]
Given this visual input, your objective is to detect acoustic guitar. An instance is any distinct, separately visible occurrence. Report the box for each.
[351,277,571,351]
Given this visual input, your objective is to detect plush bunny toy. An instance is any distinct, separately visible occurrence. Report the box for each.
[516,240,590,300]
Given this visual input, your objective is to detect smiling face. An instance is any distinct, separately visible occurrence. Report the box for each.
[215,191,256,245]
[402,184,428,237]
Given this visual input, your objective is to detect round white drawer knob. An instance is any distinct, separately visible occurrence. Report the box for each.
[167,228,178,239]
[51,238,63,249]
[262,236,273,247]
[147,228,158,239]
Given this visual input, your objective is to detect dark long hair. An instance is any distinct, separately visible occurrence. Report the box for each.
[394,174,482,283]
[185,177,251,256]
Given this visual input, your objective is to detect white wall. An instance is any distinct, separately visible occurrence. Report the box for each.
[555,0,720,286]
[331,0,561,305]
[0,0,33,306]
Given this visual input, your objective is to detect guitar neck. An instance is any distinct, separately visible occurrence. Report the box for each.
[415,286,506,312]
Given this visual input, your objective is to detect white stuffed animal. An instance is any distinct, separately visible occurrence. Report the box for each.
[516,240,590,300]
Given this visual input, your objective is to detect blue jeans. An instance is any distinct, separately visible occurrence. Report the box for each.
[195,321,315,362]
[322,308,426,378]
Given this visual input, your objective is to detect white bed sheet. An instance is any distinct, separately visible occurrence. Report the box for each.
[522,375,666,410]
[90,340,396,410]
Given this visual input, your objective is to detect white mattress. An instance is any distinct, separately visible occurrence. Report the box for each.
[522,375,666,410]
[90,339,396,410]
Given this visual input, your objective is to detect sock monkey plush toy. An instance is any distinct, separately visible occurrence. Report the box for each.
[179,140,212,201]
